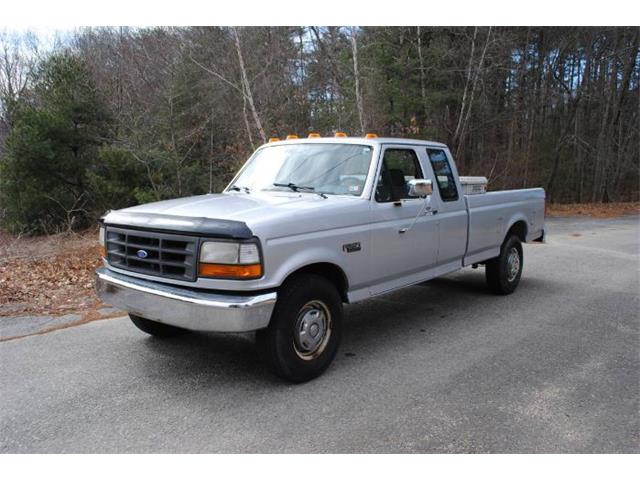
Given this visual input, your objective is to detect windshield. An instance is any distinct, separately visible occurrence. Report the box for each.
[229,143,374,196]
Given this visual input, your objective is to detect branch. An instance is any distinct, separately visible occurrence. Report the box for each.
[187,54,245,97]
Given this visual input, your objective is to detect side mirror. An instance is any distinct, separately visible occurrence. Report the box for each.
[408,179,433,198]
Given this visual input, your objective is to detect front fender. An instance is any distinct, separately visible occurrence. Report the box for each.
[267,244,350,288]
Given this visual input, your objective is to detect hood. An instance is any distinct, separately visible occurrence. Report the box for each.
[104,192,367,239]
[117,192,324,220]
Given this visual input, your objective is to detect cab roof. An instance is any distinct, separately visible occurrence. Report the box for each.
[260,136,448,149]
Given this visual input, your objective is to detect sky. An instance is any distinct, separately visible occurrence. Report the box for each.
[2,27,76,52]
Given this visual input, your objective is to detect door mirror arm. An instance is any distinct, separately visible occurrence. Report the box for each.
[399,195,435,234]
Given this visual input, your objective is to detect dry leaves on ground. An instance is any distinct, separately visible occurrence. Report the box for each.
[546,202,639,218]
[0,229,107,317]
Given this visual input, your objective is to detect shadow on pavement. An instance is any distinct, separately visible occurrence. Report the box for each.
[131,270,559,388]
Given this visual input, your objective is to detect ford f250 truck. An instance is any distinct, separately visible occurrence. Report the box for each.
[96,136,545,382]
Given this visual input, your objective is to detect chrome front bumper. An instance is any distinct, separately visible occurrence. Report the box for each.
[95,268,277,332]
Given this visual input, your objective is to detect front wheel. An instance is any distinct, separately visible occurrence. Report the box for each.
[485,235,523,295]
[257,274,343,382]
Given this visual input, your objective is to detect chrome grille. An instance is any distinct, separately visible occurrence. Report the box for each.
[105,227,198,281]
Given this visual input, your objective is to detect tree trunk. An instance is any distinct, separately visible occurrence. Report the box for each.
[455,26,492,160]
[416,26,428,120]
[232,27,266,143]
[350,27,366,135]
[453,27,477,145]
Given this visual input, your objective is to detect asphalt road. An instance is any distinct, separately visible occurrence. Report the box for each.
[1,216,638,453]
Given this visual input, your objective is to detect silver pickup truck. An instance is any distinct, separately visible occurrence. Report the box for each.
[96,136,545,381]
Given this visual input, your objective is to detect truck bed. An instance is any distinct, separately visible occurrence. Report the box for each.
[463,188,545,266]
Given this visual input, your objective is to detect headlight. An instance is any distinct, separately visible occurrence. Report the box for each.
[99,226,106,258]
[198,240,262,279]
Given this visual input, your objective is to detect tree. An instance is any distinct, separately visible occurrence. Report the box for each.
[2,27,638,237]
[0,53,110,233]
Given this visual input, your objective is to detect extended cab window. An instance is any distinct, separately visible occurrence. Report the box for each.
[375,149,423,202]
[427,148,459,202]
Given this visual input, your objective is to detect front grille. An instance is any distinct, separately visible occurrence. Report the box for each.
[105,227,198,281]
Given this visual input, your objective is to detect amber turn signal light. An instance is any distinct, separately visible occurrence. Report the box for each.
[198,263,262,279]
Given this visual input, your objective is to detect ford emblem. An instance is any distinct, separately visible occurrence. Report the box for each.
[136,249,149,259]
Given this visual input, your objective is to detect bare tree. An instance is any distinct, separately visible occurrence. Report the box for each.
[416,26,427,119]
[0,30,36,121]
[350,27,366,135]
[453,27,478,146]
[454,26,492,160]
[232,27,267,143]
[4,26,639,235]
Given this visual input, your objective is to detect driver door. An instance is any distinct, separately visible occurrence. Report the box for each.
[368,146,439,295]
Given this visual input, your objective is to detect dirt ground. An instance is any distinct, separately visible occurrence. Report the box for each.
[546,202,639,218]
[0,228,117,319]
[1,202,638,319]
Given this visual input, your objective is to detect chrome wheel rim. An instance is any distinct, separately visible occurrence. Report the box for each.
[293,300,331,360]
[506,247,521,282]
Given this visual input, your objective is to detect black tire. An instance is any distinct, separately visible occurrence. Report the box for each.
[257,274,343,383]
[129,314,187,337]
[485,235,523,295]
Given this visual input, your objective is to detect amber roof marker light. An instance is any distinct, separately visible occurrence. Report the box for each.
[286,134,299,140]
[365,133,378,138]
[308,133,321,138]
[334,132,347,137]
[268,137,280,143]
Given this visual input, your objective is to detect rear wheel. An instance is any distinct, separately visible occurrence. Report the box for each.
[129,314,187,337]
[257,274,343,383]
[485,235,523,295]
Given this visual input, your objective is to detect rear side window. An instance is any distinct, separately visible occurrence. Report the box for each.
[375,149,423,202]
[427,148,459,202]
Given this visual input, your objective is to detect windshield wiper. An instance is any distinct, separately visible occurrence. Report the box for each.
[229,185,251,193]
[273,182,327,199]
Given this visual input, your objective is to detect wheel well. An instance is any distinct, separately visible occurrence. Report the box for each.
[284,263,349,303]
[508,220,528,242]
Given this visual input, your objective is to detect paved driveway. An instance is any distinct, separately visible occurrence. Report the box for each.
[1,216,638,453]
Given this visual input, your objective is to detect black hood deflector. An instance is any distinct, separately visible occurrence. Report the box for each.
[102,211,253,239]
